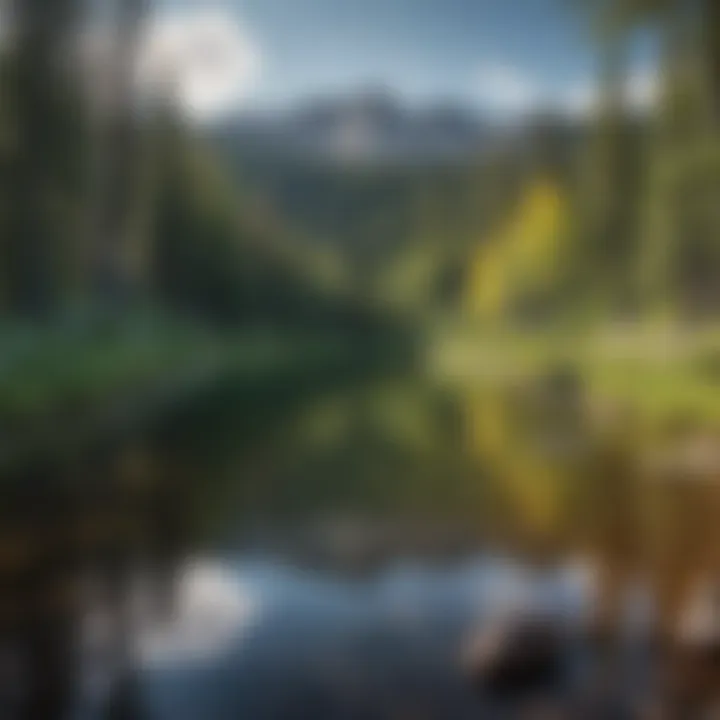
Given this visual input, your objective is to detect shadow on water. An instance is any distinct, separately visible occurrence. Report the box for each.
[3,366,720,718]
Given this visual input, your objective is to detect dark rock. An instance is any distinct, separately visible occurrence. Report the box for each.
[463,616,565,700]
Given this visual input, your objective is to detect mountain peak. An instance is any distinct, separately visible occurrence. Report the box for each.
[222,90,489,165]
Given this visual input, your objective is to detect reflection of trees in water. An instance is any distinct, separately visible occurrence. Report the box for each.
[0,447,190,720]
[4,375,720,716]
[459,379,720,646]
[0,370,357,719]
[643,476,720,633]
[574,428,720,647]
[457,380,720,710]
[9,471,79,720]
[257,380,491,524]
[461,381,595,549]
[195,372,720,643]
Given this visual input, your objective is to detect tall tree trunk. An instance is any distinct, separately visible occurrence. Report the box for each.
[91,0,148,309]
[582,28,631,301]
[3,0,83,318]
[704,0,720,123]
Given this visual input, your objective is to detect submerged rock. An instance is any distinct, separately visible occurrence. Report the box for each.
[462,615,566,699]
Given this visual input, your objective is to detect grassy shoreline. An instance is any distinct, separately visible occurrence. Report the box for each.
[0,315,394,474]
[426,323,720,425]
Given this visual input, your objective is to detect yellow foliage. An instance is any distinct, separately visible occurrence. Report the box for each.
[464,389,567,535]
[465,177,567,318]
[466,234,509,317]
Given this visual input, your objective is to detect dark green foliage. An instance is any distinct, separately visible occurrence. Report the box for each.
[1,0,87,317]
[0,1,390,339]
[151,117,392,337]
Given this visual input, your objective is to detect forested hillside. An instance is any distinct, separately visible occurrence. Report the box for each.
[4,0,720,447]
[0,1,400,458]
[215,110,583,318]
[216,0,720,329]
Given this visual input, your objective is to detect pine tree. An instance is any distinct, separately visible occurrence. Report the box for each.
[2,0,85,317]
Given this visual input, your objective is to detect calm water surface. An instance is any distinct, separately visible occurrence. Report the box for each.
[3,372,720,718]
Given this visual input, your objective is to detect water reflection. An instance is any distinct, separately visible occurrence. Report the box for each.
[3,373,720,717]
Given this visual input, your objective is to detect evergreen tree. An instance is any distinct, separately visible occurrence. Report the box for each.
[2,0,85,317]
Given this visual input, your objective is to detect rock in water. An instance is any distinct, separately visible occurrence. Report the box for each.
[462,615,565,700]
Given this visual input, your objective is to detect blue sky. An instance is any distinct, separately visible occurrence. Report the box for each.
[151,0,658,117]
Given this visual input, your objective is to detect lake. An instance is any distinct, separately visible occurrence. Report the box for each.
[2,369,720,718]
